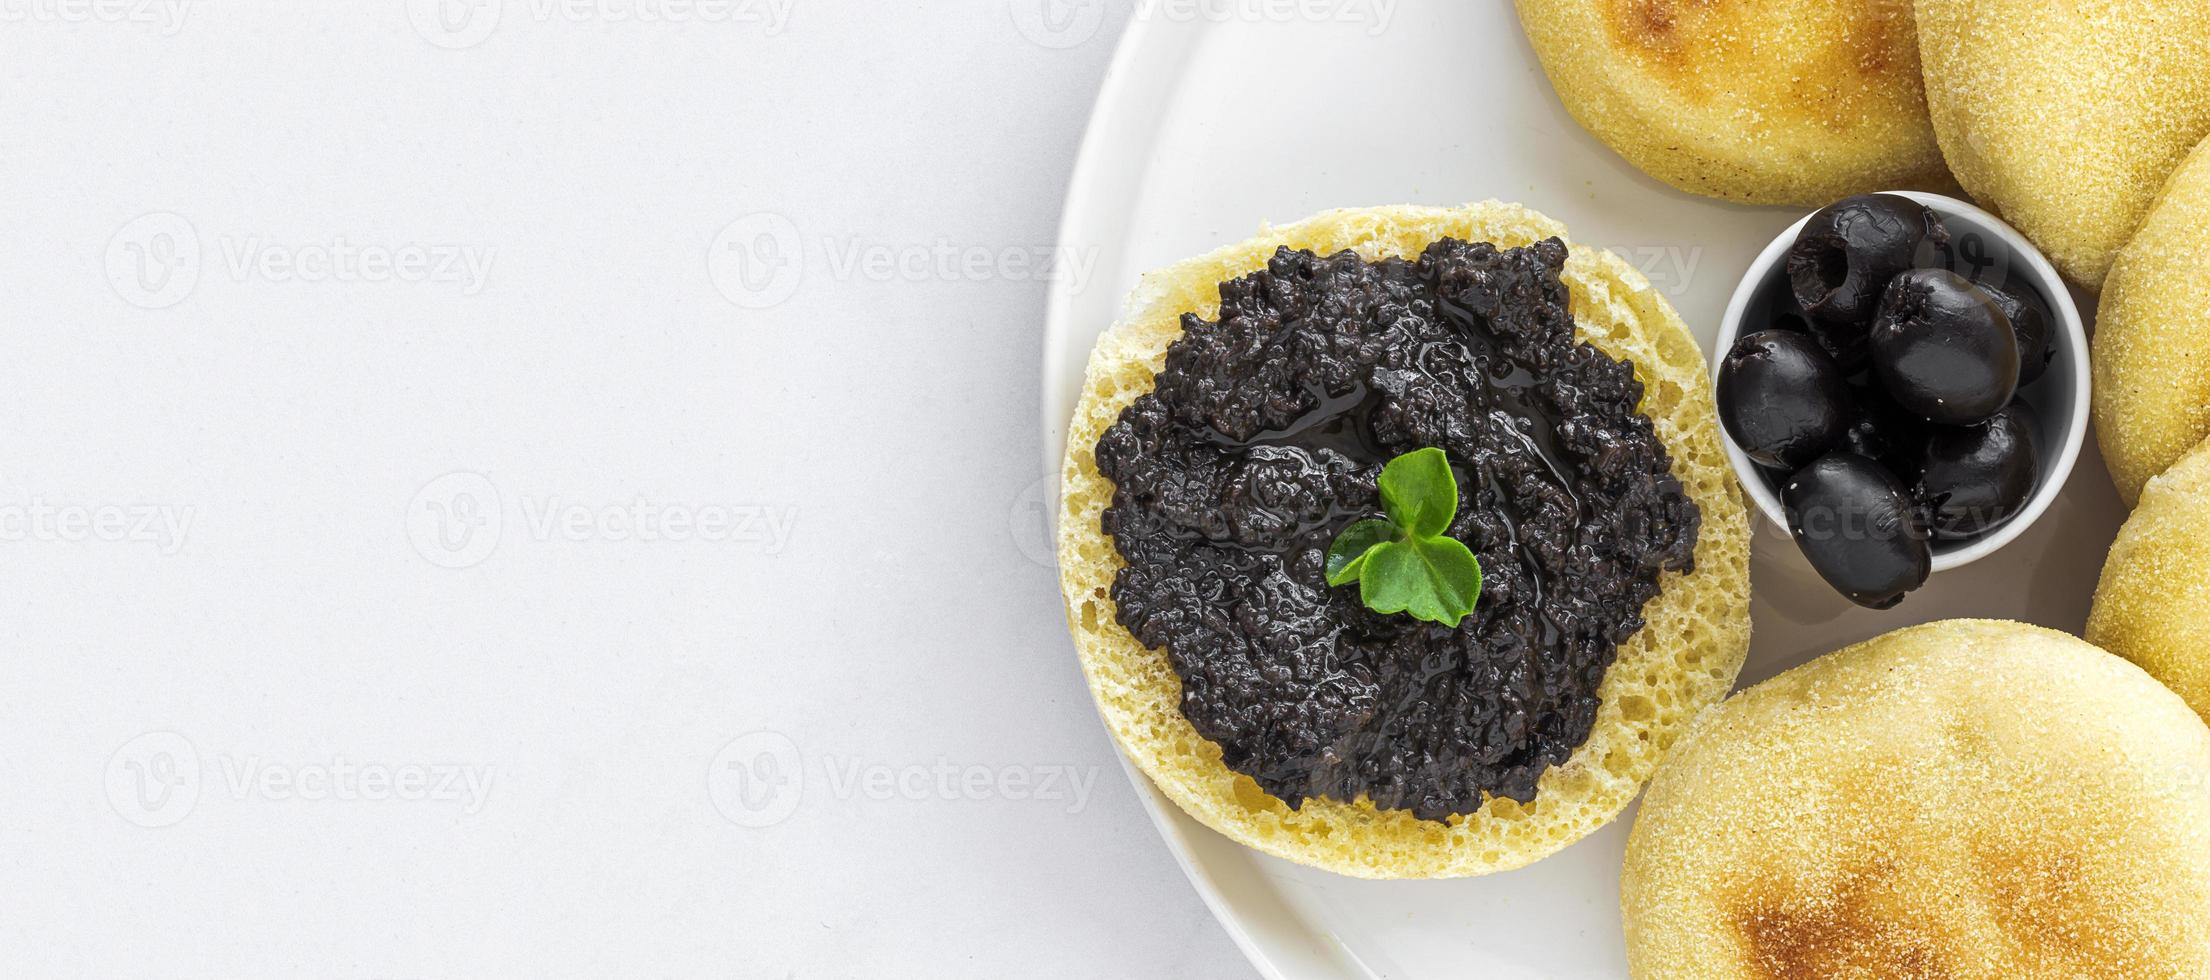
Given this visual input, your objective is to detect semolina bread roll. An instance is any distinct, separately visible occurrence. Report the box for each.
[1056,202,1751,878]
[1514,0,1951,206]
[2092,134,2210,505]
[2089,436,2210,724]
[1624,620,2210,978]
[1916,0,2210,287]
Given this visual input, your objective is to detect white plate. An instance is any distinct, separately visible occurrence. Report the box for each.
[1040,6,2127,977]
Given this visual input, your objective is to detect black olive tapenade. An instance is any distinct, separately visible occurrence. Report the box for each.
[1094,237,1699,822]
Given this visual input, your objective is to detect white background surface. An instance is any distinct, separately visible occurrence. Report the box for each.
[0,2,1252,977]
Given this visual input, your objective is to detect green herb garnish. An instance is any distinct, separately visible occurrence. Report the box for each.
[1325,447,1483,627]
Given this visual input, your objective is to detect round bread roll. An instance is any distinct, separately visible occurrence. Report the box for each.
[1513,0,1950,207]
[1056,202,1751,879]
[2093,134,2210,505]
[1624,620,2210,978]
[2089,437,2210,723]
[1917,0,2210,287]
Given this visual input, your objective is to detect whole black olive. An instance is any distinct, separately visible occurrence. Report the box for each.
[1783,452,1933,609]
[1869,268,2019,424]
[1982,283,2056,386]
[1915,402,2042,540]
[1786,194,1950,331]
[1718,330,1852,470]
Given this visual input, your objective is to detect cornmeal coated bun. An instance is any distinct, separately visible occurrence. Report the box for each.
[1917,0,2210,287]
[1624,620,2210,979]
[1513,0,1951,207]
[2090,438,2210,724]
[2093,135,2210,505]
[1057,202,1752,879]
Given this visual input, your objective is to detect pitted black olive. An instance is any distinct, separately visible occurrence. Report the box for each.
[1915,401,2041,540]
[1869,268,2019,424]
[1982,282,2056,386]
[1717,330,1852,470]
[1786,194,1949,332]
[1783,452,1932,609]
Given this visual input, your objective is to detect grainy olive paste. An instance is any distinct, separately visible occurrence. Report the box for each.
[1094,238,1699,821]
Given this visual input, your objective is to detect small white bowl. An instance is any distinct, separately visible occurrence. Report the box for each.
[1713,191,2090,573]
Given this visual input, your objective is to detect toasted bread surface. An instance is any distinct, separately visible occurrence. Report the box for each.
[1917,0,2210,287]
[1515,0,1950,206]
[1625,620,2210,978]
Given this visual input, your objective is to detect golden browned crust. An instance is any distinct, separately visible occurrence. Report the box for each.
[1057,202,1751,879]
[2089,436,2210,724]
[1514,0,1951,206]
[1625,620,2210,978]
[2093,134,2210,504]
[1917,0,2210,287]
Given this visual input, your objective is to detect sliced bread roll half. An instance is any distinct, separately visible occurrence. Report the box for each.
[1625,620,2210,977]
[1056,202,1751,878]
